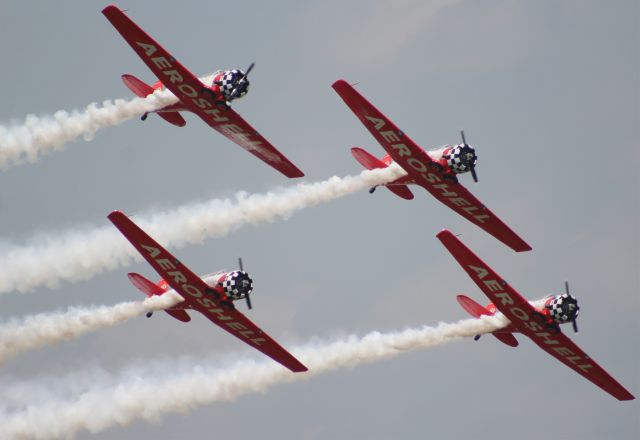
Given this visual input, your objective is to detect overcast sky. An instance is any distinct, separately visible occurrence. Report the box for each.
[0,0,638,438]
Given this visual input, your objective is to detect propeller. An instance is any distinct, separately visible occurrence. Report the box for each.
[228,62,255,100]
[460,130,478,183]
[565,280,579,333]
[238,257,252,310]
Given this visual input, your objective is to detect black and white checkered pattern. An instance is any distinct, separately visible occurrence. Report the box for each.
[221,270,253,300]
[444,144,477,174]
[548,294,580,323]
[218,69,249,100]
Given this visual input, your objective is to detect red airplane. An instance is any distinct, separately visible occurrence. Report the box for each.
[102,5,304,178]
[108,210,307,373]
[437,229,634,401]
[332,80,531,253]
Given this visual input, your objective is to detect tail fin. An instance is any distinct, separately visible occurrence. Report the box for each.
[456,294,491,318]
[121,74,187,127]
[351,147,414,200]
[128,272,166,297]
[351,147,386,170]
[122,74,155,98]
[156,110,187,127]
[456,295,519,347]
[127,272,191,323]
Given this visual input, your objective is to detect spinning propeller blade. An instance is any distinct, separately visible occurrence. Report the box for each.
[229,62,255,100]
[238,257,252,310]
[460,130,478,183]
[565,280,579,333]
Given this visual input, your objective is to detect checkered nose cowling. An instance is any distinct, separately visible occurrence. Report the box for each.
[547,293,580,324]
[218,69,249,100]
[444,144,477,174]
[222,271,253,301]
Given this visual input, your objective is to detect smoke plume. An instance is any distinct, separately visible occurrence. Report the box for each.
[0,314,507,439]
[0,292,183,365]
[0,89,177,169]
[0,166,405,294]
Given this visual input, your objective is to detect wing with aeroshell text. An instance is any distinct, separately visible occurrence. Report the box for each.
[108,210,307,373]
[102,5,304,178]
[437,229,634,401]
[333,80,530,252]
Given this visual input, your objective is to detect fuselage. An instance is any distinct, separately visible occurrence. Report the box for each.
[384,144,478,187]
[489,293,580,334]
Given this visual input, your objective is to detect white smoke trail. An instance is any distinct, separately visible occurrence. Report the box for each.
[0,314,507,439]
[0,292,183,365]
[0,90,176,169]
[0,74,214,169]
[0,166,405,294]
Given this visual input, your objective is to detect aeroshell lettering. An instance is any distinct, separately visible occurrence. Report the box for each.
[132,40,276,163]
[141,243,266,346]
[363,115,490,224]
[467,263,594,374]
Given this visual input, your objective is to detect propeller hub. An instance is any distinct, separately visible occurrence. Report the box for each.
[218,69,250,101]
[222,270,254,301]
[547,293,580,324]
[444,144,478,175]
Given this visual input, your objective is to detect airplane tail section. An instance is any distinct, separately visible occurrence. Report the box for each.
[164,309,191,323]
[351,147,414,200]
[122,74,155,97]
[456,295,518,347]
[128,272,191,323]
[128,272,166,297]
[121,74,186,127]
[351,146,386,170]
[456,294,491,318]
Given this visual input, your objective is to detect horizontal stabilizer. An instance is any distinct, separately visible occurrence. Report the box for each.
[352,147,413,199]
[128,272,165,297]
[351,147,386,170]
[165,309,191,323]
[122,74,154,98]
[387,185,414,200]
[156,111,187,127]
[456,295,491,318]
[492,332,519,347]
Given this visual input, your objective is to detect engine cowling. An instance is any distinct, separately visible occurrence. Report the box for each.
[443,144,477,174]
[545,293,580,324]
[216,69,250,101]
[221,270,254,301]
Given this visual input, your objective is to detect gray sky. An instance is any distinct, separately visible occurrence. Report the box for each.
[0,0,638,438]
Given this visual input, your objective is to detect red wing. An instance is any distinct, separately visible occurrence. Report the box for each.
[108,211,307,373]
[102,5,304,178]
[437,230,634,401]
[333,80,531,252]
[204,109,304,178]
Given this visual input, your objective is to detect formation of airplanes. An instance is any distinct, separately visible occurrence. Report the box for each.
[88,4,637,400]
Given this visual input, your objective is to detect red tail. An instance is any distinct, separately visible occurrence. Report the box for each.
[122,74,154,98]
[127,272,191,323]
[456,295,519,347]
[351,147,414,200]
[128,272,165,296]
[121,74,187,127]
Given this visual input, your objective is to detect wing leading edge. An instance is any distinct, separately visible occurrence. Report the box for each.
[332,80,531,253]
[102,5,304,178]
[437,229,634,401]
[108,210,307,373]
